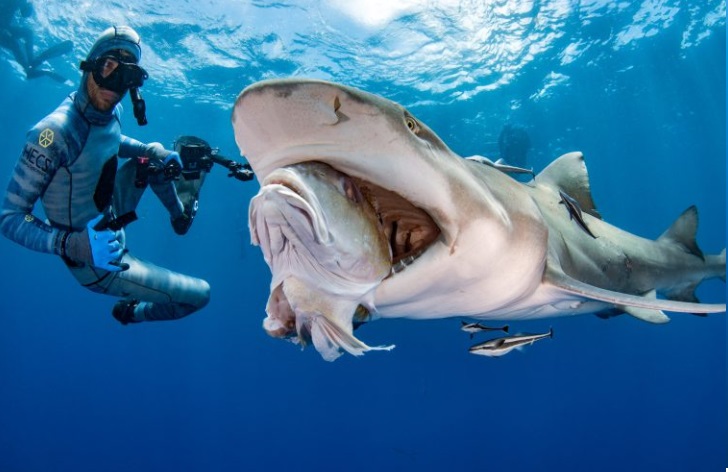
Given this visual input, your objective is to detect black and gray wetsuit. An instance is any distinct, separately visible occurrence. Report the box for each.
[0,85,210,321]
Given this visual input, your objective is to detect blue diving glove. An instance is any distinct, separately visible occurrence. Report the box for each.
[61,214,124,272]
[163,151,182,167]
[145,142,181,179]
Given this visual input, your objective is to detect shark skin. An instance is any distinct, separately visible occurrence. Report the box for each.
[232,78,725,333]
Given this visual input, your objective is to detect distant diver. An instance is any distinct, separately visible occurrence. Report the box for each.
[0,0,72,82]
[497,123,531,169]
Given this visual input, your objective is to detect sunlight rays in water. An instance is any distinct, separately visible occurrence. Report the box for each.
[29,1,726,108]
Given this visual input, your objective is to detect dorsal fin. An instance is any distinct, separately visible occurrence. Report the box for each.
[536,152,601,219]
[657,206,704,261]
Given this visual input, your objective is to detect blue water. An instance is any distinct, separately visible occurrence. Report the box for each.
[0,2,725,471]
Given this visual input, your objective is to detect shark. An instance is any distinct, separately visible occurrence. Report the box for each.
[232,78,726,360]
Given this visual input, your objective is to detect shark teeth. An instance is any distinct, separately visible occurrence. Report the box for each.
[390,251,422,275]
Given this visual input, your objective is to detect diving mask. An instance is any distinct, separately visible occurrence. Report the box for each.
[80,52,148,95]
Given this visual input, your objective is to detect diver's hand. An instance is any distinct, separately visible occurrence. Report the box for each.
[145,142,181,179]
[145,142,179,164]
[62,214,124,272]
[163,151,182,167]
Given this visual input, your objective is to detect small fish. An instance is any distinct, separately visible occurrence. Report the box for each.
[466,155,535,177]
[469,328,553,357]
[460,320,509,339]
[559,189,597,239]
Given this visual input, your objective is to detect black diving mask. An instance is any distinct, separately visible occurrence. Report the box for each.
[80,53,148,95]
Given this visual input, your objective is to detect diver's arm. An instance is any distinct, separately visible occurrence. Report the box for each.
[118,135,180,164]
[210,154,255,181]
[117,134,149,158]
[0,132,66,255]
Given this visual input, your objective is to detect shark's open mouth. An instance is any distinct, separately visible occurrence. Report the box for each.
[351,177,441,275]
[267,163,442,276]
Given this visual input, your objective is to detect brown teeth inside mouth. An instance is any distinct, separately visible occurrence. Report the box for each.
[352,177,441,274]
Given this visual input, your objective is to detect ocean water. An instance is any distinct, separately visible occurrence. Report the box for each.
[0,1,725,471]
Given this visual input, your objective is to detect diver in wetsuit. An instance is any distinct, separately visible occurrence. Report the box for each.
[0,0,72,82]
[497,123,531,169]
[0,25,211,325]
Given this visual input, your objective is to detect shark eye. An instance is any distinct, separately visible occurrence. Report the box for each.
[405,116,420,134]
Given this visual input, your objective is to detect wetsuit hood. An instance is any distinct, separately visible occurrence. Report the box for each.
[86,26,142,63]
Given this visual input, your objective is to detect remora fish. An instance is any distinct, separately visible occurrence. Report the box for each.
[232,78,726,361]
[469,329,554,357]
[249,162,394,361]
[460,321,509,338]
[559,189,597,239]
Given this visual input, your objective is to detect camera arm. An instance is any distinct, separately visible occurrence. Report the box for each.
[209,153,255,182]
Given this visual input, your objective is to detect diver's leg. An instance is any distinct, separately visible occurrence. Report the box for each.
[149,172,208,235]
[148,172,184,219]
[113,158,148,216]
[16,26,33,68]
[2,26,30,71]
[31,39,73,66]
[173,173,206,216]
[25,67,69,83]
[171,173,207,235]
[65,252,211,322]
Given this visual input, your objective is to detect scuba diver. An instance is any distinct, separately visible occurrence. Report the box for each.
[0,25,253,325]
[497,123,531,169]
[0,0,72,82]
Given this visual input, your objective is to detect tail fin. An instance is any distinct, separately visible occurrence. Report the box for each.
[657,206,704,260]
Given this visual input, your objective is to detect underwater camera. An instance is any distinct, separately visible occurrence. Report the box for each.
[174,135,215,180]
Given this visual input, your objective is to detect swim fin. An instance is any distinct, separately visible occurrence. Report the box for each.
[31,40,73,67]
[26,66,69,84]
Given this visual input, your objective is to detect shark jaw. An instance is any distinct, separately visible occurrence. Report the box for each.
[233,78,467,248]
[262,165,442,277]
[235,78,549,321]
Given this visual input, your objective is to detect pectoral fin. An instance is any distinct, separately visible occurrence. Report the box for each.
[545,267,726,314]
[617,291,670,324]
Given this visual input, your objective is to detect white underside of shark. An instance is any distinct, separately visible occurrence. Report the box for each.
[232,78,726,360]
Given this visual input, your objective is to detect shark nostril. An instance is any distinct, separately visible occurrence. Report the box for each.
[333,96,341,112]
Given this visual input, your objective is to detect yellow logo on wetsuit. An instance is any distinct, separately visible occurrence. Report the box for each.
[39,128,54,148]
